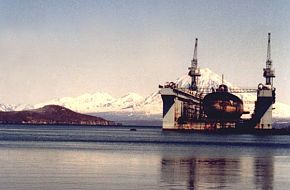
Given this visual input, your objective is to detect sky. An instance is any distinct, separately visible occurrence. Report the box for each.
[0,0,290,105]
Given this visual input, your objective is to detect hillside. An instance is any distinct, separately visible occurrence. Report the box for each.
[0,68,289,125]
[0,105,115,125]
[34,68,290,118]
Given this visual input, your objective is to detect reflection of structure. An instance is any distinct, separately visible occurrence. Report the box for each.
[160,157,241,189]
[160,156,274,189]
[254,157,274,190]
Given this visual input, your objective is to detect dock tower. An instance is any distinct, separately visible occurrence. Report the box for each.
[159,38,203,130]
[254,33,276,129]
[188,38,201,91]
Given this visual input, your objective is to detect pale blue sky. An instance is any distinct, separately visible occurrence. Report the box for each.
[0,0,290,104]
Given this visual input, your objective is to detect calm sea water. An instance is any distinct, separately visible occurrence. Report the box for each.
[0,125,290,190]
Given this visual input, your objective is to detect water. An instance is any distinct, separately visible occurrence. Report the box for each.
[0,125,290,190]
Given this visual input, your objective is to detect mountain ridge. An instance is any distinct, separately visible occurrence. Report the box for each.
[1,68,289,121]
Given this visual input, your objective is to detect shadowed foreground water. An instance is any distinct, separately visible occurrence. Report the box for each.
[0,125,290,190]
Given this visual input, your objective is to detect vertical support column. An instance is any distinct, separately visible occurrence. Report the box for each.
[161,95,176,130]
[175,99,183,128]
[256,89,273,129]
[259,104,273,129]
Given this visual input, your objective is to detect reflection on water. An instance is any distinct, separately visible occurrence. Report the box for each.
[254,157,274,190]
[1,124,290,190]
[0,141,285,190]
[160,156,274,190]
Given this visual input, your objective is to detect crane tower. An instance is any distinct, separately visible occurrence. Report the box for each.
[255,33,276,129]
[263,33,275,86]
[188,38,201,91]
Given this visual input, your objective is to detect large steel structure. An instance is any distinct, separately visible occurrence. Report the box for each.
[159,34,276,131]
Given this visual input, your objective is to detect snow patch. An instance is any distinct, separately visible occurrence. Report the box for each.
[1,68,290,119]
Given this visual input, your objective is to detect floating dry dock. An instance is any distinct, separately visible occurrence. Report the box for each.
[159,34,277,132]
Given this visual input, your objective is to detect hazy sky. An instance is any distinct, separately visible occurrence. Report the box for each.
[0,0,290,105]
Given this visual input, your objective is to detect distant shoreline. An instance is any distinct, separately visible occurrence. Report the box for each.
[0,123,162,128]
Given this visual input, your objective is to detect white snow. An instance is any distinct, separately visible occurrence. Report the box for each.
[33,92,144,113]
[1,68,290,119]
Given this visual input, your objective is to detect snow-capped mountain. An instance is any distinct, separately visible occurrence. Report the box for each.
[0,104,14,112]
[175,68,235,90]
[0,103,34,112]
[173,68,290,118]
[34,92,145,114]
[33,68,290,118]
[174,68,258,118]
[1,68,290,121]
